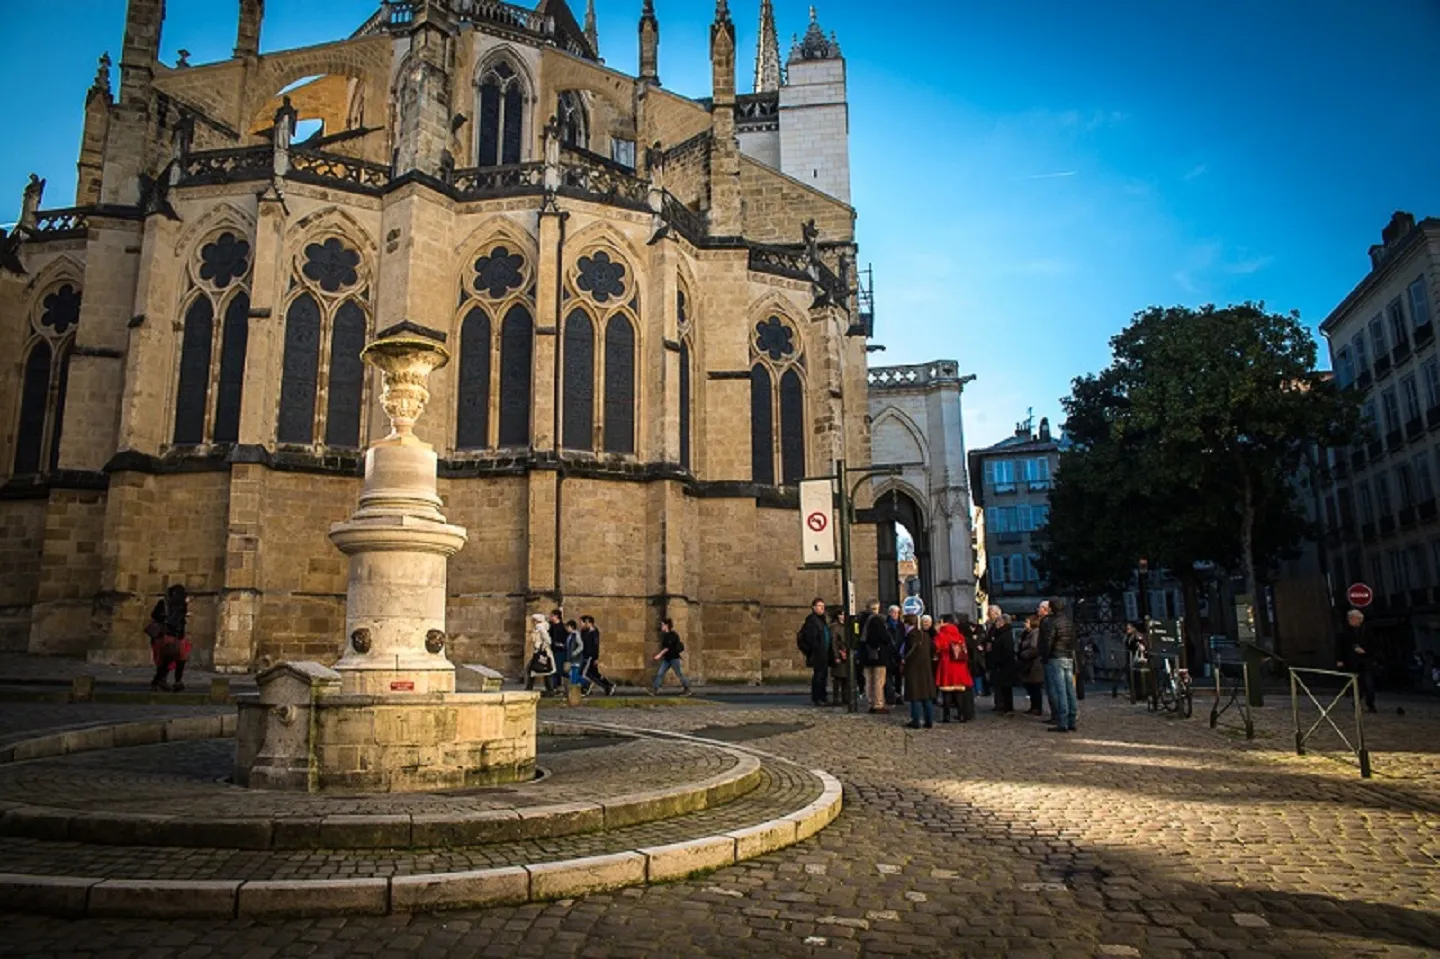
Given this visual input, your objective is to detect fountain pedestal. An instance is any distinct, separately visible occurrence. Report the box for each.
[235,330,538,793]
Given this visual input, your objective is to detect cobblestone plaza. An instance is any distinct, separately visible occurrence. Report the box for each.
[2,685,1437,958]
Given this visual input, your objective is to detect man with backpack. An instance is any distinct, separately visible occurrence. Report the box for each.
[579,615,616,695]
[650,617,692,695]
[861,600,893,714]
[797,597,832,706]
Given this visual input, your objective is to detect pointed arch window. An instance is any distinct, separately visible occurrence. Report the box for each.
[171,230,252,447]
[277,236,372,448]
[749,314,805,487]
[455,244,534,451]
[477,59,528,167]
[12,276,85,476]
[456,308,492,450]
[173,297,215,445]
[603,315,636,454]
[750,365,774,485]
[498,305,533,447]
[563,310,595,450]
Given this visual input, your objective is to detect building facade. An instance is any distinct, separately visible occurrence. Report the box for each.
[1319,211,1440,681]
[968,417,1066,619]
[0,0,878,682]
[866,361,976,619]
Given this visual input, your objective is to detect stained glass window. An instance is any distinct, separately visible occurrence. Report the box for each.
[603,315,635,454]
[562,309,595,450]
[679,341,692,470]
[12,341,51,475]
[576,252,626,304]
[498,305,532,447]
[302,237,360,294]
[779,369,805,486]
[48,347,70,472]
[173,297,214,445]
[198,233,251,289]
[40,284,82,336]
[750,365,774,485]
[212,293,250,444]
[277,294,321,444]
[324,300,367,448]
[457,307,492,450]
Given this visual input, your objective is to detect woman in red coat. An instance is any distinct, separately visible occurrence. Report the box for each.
[934,617,975,723]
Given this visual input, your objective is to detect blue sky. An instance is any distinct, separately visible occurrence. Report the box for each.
[4,0,1438,450]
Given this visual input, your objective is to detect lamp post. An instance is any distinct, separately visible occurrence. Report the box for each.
[1138,557,1150,625]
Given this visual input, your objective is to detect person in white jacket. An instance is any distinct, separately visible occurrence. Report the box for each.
[525,613,557,692]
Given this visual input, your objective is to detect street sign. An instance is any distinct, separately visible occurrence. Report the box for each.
[799,479,836,565]
[902,595,924,616]
[1347,582,1373,609]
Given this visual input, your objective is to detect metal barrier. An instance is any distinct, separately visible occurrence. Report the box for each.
[1209,659,1254,740]
[1289,667,1371,778]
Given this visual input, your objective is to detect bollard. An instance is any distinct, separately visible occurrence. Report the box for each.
[566,682,582,707]
[1241,642,1265,707]
[71,675,95,703]
[208,677,231,704]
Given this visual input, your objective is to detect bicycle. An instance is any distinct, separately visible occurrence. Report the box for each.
[1149,654,1193,718]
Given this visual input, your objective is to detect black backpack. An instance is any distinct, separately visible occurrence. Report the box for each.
[796,624,813,656]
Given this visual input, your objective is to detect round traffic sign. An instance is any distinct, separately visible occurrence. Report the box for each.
[1347,582,1373,609]
[806,511,828,533]
[902,595,924,615]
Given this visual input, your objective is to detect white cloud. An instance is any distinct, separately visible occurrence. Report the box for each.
[1012,170,1078,181]
[1183,163,1209,181]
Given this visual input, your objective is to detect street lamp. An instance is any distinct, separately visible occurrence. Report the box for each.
[1137,557,1150,625]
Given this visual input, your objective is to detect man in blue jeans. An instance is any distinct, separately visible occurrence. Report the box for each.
[650,618,692,695]
[1039,597,1078,733]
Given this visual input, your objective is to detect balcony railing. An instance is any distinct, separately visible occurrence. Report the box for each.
[290,149,391,192]
[180,146,272,186]
[452,162,545,199]
[559,146,650,209]
[868,362,965,390]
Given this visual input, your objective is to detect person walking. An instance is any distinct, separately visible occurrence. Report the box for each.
[524,613,557,692]
[862,601,892,714]
[564,620,586,694]
[797,598,832,707]
[1040,598,1079,733]
[579,615,617,695]
[546,609,567,696]
[650,617,692,695]
[147,584,192,692]
[1018,615,1045,714]
[934,617,975,723]
[903,614,938,728]
[1338,609,1377,713]
[829,609,852,707]
[985,605,1017,715]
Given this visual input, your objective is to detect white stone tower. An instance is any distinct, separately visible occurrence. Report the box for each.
[779,6,850,204]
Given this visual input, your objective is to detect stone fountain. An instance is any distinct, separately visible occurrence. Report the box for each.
[235,326,538,792]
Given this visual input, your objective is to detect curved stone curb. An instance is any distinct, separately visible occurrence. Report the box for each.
[0,768,843,918]
[0,720,763,851]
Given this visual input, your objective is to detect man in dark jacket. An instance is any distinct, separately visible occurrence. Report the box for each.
[1338,609,1377,713]
[861,601,893,713]
[984,605,1017,715]
[884,605,905,704]
[545,609,567,696]
[579,615,616,696]
[798,598,832,706]
[1039,597,1078,732]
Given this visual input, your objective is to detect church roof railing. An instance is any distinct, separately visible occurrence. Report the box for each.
[868,362,966,391]
[354,1,595,60]
[735,92,779,133]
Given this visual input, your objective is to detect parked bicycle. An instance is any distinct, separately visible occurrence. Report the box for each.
[1149,653,1193,718]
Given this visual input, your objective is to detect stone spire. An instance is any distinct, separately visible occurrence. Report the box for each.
[754,0,781,93]
[90,52,113,99]
[584,0,599,57]
[638,0,659,85]
[708,0,740,236]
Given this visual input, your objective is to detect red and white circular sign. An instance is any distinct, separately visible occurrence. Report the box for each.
[1347,583,1373,609]
[806,512,829,533]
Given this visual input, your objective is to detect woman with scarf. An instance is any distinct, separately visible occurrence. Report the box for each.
[524,613,557,692]
[934,616,975,723]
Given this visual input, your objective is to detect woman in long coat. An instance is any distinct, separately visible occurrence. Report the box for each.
[525,613,556,692]
[986,607,1018,715]
[903,615,938,728]
[934,620,975,723]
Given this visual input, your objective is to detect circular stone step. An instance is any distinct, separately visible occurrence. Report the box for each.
[0,721,843,918]
[0,722,761,850]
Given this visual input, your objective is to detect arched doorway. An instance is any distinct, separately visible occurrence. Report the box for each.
[874,488,932,616]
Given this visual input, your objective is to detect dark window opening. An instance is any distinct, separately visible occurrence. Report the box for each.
[562,309,595,450]
[173,297,215,445]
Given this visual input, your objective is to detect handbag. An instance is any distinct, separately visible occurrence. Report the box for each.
[144,621,165,641]
[949,641,966,663]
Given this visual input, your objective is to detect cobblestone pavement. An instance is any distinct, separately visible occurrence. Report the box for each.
[0,732,738,816]
[0,701,232,747]
[4,694,1440,957]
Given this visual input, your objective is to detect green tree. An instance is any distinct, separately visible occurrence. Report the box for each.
[1040,303,1359,645]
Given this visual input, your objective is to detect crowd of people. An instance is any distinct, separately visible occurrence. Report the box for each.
[525,610,692,697]
[798,596,1087,731]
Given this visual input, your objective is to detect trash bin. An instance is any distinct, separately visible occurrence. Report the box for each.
[1240,641,1265,707]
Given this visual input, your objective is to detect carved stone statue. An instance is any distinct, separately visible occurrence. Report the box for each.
[273,96,298,177]
[20,174,45,229]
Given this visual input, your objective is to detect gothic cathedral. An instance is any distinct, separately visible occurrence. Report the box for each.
[0,0,875,681]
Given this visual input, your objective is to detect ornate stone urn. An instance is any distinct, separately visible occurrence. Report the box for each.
[235,325,538,793]
[329,331,467,696]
